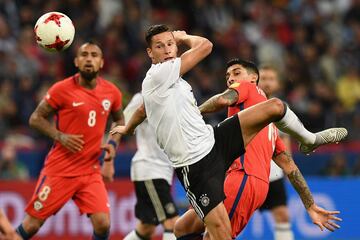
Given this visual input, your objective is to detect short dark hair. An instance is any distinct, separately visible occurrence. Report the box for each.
[226,58,259,84]
[145,24,170,46]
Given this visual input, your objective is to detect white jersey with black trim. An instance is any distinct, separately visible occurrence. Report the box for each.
[141,58,215,168]
[124,93,174,184]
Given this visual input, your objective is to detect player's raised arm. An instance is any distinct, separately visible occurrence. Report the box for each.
[173,31,213,76]
[273,151,342,232]
[110,103,146,136]
[199,88,238,114]
[29,100,84,153]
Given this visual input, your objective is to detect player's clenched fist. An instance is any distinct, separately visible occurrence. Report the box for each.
[172,30,187,44]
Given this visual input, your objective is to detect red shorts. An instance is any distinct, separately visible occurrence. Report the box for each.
[224,170,269,238]
[26,172,109,220]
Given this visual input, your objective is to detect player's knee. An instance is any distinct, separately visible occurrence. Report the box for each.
[137,222,156,238]
[22,220,42,235]
[92,216,110,235]
[268,98,285,119]
[162,216,178,231]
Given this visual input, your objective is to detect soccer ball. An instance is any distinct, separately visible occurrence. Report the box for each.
[34,12,75,52]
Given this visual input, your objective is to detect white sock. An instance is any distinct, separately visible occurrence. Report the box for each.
[274,223,294,240]
[275,105,316,145]
[163,231,176,240]
[124,230,144,240]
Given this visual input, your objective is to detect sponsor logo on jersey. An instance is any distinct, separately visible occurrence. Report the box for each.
[199,194,210,207]
[34,200,43,211]
[102,99,111,111]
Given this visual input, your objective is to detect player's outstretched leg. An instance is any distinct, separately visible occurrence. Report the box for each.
[298,128,348,154]
[237,98,347,152]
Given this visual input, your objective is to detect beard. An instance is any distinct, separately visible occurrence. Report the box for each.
[79,70,98,82]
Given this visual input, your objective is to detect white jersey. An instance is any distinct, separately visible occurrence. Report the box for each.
[124,93,174,184]
[141,58,215,168]
[269,160,284,182]
[269,130,286,182]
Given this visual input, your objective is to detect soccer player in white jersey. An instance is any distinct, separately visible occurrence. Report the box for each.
[111,24,347,240]
[257,65,294,240]
[123,93,178,240]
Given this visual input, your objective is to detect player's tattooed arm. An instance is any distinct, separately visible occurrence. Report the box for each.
[273,151,314,209]
[29,99,59,141]
[29,100,84,152]
[199,88,238,114]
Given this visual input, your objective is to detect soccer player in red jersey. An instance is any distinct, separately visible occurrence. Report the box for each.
[173,59,342,239]
[15,42,124,240]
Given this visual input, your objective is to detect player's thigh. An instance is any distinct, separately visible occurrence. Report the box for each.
[25,174,80,220]
[203,202,232,238]
[224,172,269,237]
[237,98,284,147]
[174,209,204,236]
[73,173,110,215]
[134,179,178,225]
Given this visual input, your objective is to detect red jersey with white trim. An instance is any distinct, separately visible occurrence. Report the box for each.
[227,81,286,183]
[42,74,122,176]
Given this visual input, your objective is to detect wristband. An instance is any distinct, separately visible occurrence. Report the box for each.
[107,139,118,149]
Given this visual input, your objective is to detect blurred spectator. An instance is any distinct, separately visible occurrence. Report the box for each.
[320,153,351,176]
[336,67,360,111]
[0,143,29,180]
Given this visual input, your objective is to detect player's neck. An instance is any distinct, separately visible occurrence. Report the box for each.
[78,75,97,89]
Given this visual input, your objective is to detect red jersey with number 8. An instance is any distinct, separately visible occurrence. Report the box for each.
[42,74,122,176]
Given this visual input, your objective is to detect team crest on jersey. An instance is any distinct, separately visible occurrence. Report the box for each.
[34,200,43,211]
[199,194,210,207]
[102,99,111,111]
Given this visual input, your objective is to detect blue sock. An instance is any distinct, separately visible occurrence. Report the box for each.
[92,230,109,240]
[16,224,32,240]
[177,233,203,240]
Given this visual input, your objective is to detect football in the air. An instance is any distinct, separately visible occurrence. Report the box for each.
[34,12,75,52]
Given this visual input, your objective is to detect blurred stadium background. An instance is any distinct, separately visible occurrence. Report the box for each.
[0,0,359,239]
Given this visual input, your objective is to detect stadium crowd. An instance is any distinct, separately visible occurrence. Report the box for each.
[0,0,360,178]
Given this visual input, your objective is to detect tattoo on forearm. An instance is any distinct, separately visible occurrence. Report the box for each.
[223,89,238,106]
[199,94,222,113]
[199,89,238,113]
[288,169,314,209]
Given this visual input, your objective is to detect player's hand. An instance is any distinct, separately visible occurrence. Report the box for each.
[0,231,22,240]
[110,125,132,136]
[307,204,342,232]
[172,30,187,44]
[101,143,116,162]
[101,160,114,182]
[57,132,84,153]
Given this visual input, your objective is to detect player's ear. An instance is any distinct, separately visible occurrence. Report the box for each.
[147,47,153,60]
[100,59,104,69]
[74,57,79,67]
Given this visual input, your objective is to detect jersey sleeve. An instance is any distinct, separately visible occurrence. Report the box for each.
[124,93,143,125]
[151,58,181,91]
[228,82,250,105]
[44,82,65,110]
[111,86,122,112]
[274,133,287,155]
